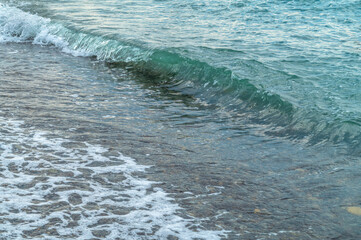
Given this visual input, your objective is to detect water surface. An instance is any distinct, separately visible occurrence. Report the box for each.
[1,0,361,239]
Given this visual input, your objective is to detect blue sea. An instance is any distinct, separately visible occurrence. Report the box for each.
[0,0,361,239]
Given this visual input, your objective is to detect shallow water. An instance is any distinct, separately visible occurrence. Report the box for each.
[1,0,361,239]
[0,43,228,239]
[0,42,360,239]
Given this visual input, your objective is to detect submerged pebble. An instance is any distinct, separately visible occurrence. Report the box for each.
[346,207,361,216]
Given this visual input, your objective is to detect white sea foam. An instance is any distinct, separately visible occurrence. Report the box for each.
[0,4,91,57]
[0,116,226,239]
[0,4,147,61]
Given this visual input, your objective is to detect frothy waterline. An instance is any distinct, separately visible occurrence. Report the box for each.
[0,115,226,239]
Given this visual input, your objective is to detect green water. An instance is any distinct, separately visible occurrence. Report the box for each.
[1,0,361,239]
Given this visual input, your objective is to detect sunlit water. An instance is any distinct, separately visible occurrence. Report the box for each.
[1,0,361,239]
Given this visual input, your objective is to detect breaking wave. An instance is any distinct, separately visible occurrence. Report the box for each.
[1,4,361,154]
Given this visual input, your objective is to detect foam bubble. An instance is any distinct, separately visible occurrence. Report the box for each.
[0,116,226,239]
[0,3,151,63]
[0,4,91,57]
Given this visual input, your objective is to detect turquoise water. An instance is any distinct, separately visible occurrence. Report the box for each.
[1,0,361,239]
[3,0,361,151]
